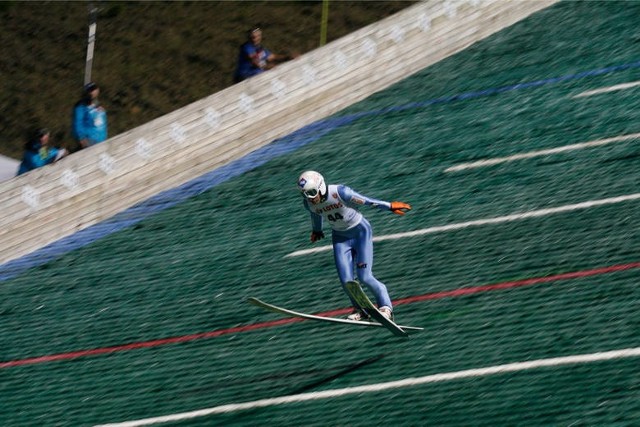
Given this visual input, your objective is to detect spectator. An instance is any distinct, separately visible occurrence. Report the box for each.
[17,128,67,175]
[234,25,296,83]
[72,82,108,149]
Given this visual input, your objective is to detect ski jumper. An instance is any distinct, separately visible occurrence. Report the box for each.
[303,184,394,309]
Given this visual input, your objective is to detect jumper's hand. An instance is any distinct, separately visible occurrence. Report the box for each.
[390,201,412,215]
[310,231,325,242]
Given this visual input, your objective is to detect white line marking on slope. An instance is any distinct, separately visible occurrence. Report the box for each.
[573,80,640,98]
[445,133,640,172]
[95,347,640,427]
[284,193,640,258]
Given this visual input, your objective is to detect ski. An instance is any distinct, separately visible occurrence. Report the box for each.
[345,280,410,337]
[248,297,423,333]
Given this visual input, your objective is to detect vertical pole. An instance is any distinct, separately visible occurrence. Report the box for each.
[84,4,98,85]
[319,0,329,47]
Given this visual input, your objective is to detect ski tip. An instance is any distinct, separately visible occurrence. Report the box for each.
[247,297,262,305]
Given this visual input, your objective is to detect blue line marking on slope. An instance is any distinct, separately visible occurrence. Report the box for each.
[2,60,640,281]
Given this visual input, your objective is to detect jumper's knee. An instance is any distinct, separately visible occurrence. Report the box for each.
[356,267,374,285]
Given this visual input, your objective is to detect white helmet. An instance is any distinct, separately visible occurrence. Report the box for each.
[298,170,327,199]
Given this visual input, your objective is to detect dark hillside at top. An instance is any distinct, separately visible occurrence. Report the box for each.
[0,1,414,159]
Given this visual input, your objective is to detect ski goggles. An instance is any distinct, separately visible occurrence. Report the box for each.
[302,188,319,198]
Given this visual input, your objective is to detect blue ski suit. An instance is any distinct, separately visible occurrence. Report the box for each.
[303,184,395,310]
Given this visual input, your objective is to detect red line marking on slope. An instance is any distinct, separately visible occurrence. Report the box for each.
[0,318,302,369]
[394,261,640,305]
[2,261,639,369]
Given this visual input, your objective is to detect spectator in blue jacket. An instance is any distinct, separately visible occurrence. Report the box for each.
[234,26,296,83]
[17,128,67,175]
[72,82,107,149]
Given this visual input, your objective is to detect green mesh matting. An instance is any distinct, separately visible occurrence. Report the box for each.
[2,1,640,426]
